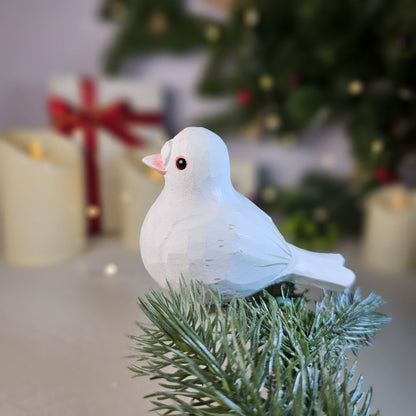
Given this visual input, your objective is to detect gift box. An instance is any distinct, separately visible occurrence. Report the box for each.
[48,76,165,233]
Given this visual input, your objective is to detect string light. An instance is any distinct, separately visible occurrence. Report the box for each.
[86,205,100,219]
[244,8,260,27]
[371,140,383,155]
[348,79,364,95]
[205,25,220,42]
[261,185,279,203]
[259,74,274,91]
[104,263,118,277]
[265,114,281,131]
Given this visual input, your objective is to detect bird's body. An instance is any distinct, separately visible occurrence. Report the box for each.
[140,127,355,298]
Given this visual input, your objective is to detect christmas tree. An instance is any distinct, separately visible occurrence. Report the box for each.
[129,280,389,415]
[100,0,416,248]
[100,0,210,73]
[258,172,362,251]
[196,0,416,187]
[101,0,415,186]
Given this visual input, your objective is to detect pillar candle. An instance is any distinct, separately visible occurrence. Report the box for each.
[363,185,416,274]
[0,129,86,266]
[119,149,163,250]
[230,159,258,200]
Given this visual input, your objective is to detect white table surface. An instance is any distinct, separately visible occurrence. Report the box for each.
[0,237,414,415]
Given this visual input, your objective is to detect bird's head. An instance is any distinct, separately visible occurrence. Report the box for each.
[142,127,231,193]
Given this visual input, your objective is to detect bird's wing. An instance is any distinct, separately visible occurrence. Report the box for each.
[210,191,294,297]
[233,191,289,248]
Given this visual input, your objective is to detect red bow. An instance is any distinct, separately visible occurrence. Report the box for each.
[47,77,162,234]
[48,98,162,147]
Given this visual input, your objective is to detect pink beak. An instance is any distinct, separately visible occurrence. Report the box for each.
[142,153,166,175]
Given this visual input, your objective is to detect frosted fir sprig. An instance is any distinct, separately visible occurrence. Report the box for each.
[128,279,390,415]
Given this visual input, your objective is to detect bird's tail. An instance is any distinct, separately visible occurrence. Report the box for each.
[288,244,355,290]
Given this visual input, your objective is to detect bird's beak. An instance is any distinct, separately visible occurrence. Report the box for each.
[142,153,166,175]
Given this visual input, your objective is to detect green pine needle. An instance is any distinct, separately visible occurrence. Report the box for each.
[129,279,390,415]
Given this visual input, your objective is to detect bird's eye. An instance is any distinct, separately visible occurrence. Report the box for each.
[175,157,187,170]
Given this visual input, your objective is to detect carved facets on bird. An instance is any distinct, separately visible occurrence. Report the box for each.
[140,126,355,298]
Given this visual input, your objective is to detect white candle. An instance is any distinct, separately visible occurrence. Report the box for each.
[0,129,86,266]
[119,149,163,250]
[363,185,416,274]
[230,159,258,199]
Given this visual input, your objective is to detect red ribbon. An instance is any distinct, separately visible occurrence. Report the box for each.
[48,77,162,234]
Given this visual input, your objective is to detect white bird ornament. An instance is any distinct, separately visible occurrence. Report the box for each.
[140,127,355,298]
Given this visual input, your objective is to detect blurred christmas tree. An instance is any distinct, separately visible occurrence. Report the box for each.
[258,173,362,250]
[100,0,210,73]
[101,0,416,248]
[197,0,416,187]
[129,280,390,415]
[102,0,415,186]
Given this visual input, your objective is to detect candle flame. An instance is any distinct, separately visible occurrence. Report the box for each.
[147,168,164,183]
[388,187,408,212]
[29,139,45,161]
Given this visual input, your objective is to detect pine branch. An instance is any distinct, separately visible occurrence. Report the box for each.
[129,279,390,415]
